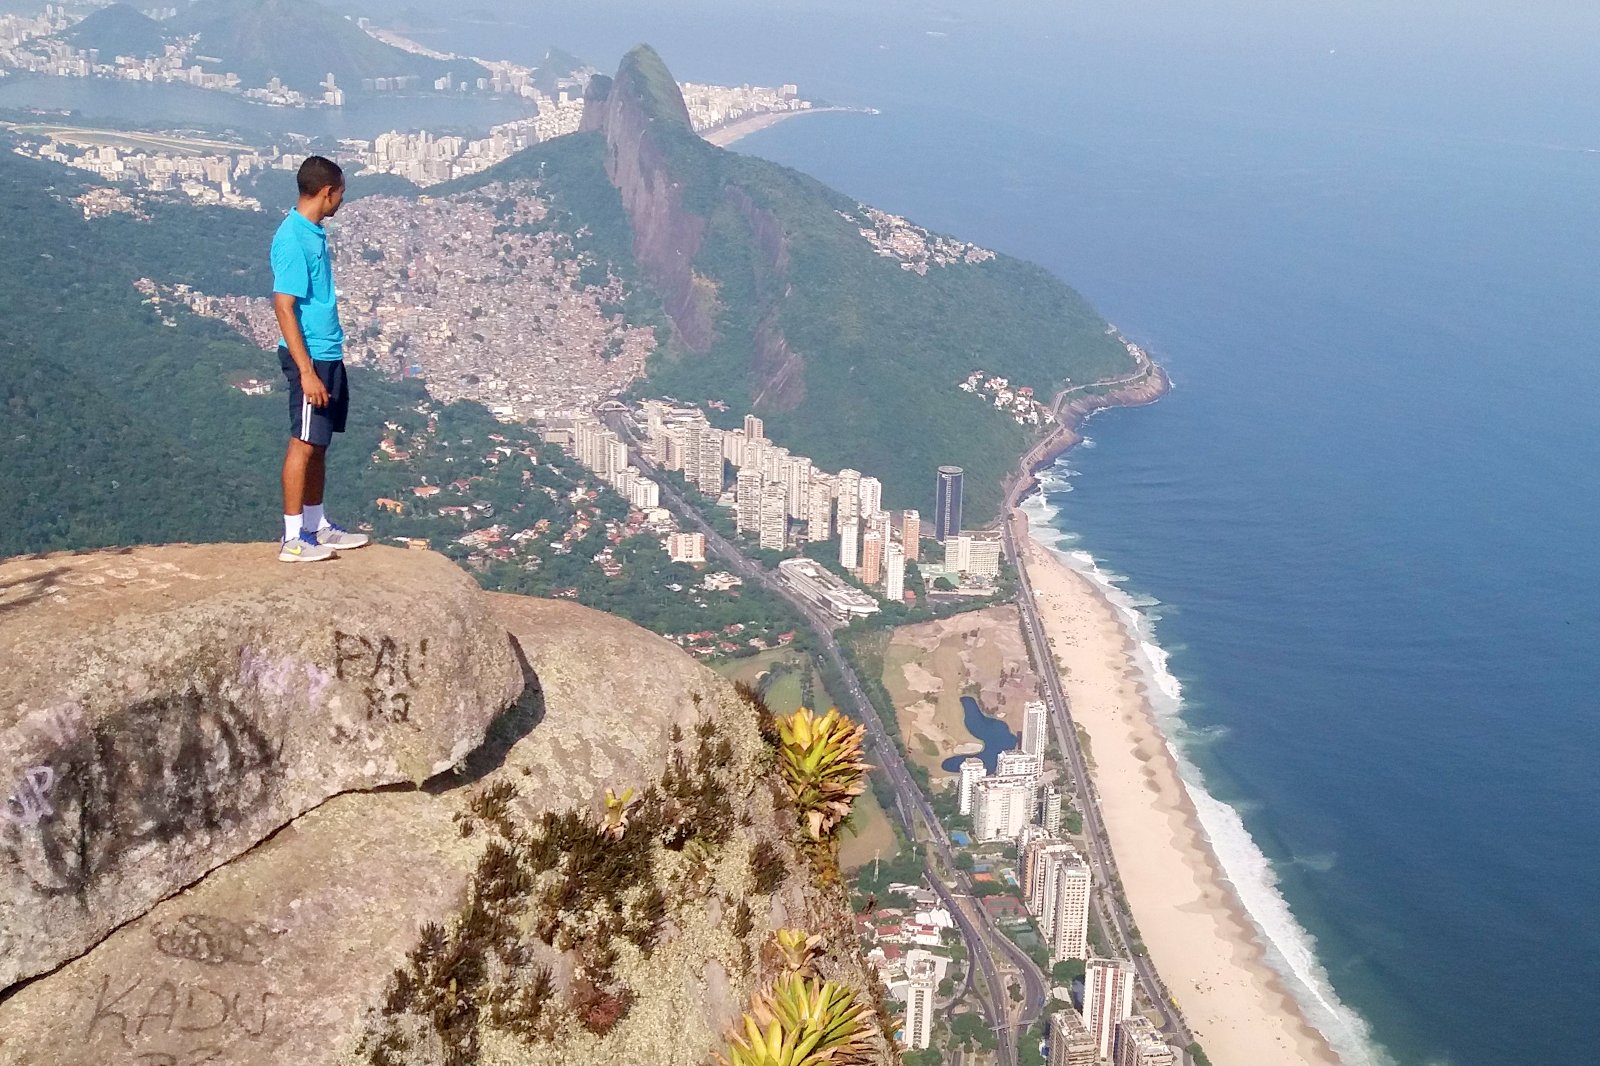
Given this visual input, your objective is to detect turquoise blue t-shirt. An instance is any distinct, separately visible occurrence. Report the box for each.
[271,208,344,361]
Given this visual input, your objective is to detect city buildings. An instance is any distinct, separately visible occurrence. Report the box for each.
[836,468,862,524]
[934,465,964,541]
[996,750,1042,782]
[1114,1017,1176,1066]
[777,558,880,622]
[839,518,860,570]
[900,508,921,561]
[943,531,1004,578]
[885,543,907,603]
[759,482,788,551]
[1083,957,1136,1060]
[1021,838,1089,960]
[806,472,835,541]
[1048,1008,1097,1066]
[972,776,1035,842]
[666,532,706,564]
[902,957,938,1050]
[1041,784,1064,836]
[958,758,986,815]
[861,530,884,585]
[1022,699,1048,757]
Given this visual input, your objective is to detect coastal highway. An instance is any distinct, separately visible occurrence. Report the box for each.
[1000,400,1197,1054]
[605,412,1049,1065]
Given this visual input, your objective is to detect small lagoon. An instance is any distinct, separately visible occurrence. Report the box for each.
[939,695,1017,774]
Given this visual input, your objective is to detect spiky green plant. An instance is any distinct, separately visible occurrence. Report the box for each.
[718,973,874,1066]
[776,707,872,840]
[774,929,824,975]
[601,786,636,841]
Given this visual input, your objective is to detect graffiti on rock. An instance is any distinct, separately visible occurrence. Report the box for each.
[334,631,429,726]
[5,689,281,900]
[153,914,279,967]
[1,766,56,828]
[85,973,274,1052]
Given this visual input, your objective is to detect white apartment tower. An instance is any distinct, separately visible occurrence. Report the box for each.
[1048,1008,1097,1066]
[782,456,812,519]
[1083,957,1135,1060]
[996,750,1042,784]
[1114,1017,1176,1066]
[1022,699,1048,757]
[885,543,907,603]
[806,472,835,542]
[1047,849,1091,962]
[836,468,862,524]
[1041,784,1064,836]
[957,757,986,815]
[903,958,938,1050]
[694,431,725,495]
[973,776,1035,842]
[735,468,764,534]
[858,475,883,519]
[839,517,860,570]
[759,482,788,551]
[743,413,765,441]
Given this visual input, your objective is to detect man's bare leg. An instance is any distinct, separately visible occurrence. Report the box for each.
[282,437,317,516]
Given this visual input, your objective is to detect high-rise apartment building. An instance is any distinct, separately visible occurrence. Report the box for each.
[743,413,765,441]
[694,431,725,495]
[944,532,1003,577]
[1114,1017,1175,1066]
[958,757,986,815]
[761,444,790,483]
[806,472,835,542]
[973,776,1035,842]
[1083,958,1135,1060]
[839,517,860,570]
[782,456,812,519]
[735,468,764,534]
[1041,784,1063,836]
[903,958,938,1050]
[900,509,921,562]
[996,750,1042,783]
[836,469,863,524]
[1047,849,1091,961]
[1049,1008,1097,1066]
[722,427,748,468]
[858,475,883,519]
[1022,699,1048,757]
[885,543,906,603]
[861,531,884,585]
[759,482,788,551]
[934,465,964,541]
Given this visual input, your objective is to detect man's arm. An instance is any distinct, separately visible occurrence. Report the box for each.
[273,293,329,408]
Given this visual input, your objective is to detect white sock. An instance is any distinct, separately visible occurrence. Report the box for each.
[303,503,327,531]
[284,513,303,541]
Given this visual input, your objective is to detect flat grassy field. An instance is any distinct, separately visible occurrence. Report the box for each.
[711,649,836,716]
[838,785,897,872]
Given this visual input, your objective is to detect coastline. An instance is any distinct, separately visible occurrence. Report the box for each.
[1012,511,1347,1066]
[700,106,864,147]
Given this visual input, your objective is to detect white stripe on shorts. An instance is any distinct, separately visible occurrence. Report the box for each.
[301,398,312,440]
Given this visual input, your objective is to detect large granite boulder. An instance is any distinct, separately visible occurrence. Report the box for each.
[0,595,895,1066]
[0,545,522,993]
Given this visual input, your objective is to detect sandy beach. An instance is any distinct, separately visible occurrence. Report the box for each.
[700,106,858,147]
[1011,511,1340,1066]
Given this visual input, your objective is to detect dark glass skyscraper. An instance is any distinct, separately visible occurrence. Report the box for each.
[934,466,964,541]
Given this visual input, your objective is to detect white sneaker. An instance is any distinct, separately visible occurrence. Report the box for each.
[279,531,336,562]
[315,523,369,550]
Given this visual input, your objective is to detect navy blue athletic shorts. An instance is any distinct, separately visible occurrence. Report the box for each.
[279,347,349,448]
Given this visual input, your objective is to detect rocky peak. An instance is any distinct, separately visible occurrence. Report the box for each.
[0,546,894,1066]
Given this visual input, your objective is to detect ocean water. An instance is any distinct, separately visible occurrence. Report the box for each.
[411,4,1595,1064]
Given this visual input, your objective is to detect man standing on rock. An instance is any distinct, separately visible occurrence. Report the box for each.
[273,156,368,562]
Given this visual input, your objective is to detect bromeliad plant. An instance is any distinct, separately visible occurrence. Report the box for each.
[774,928,824,976]
[600,786,637,841]
[718,972,874,1066]
[776,707,871,841]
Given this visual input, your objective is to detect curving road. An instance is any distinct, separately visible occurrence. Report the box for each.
[998,369,1196,1055]
[606,412,1050,1065]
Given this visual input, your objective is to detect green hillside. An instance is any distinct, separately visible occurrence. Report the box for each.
[450,46,1134,520]
[64,3,169,58]
[173,0,486,94]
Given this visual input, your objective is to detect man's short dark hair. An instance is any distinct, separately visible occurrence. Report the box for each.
[297,156,344,197]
